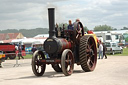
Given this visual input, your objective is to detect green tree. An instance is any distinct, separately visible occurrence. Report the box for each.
[123,33,128,42]
[121,27,128,30]
[83,26,88,32]
[94,25,113,31]
[0,28,49,38]
[58,23,68,29]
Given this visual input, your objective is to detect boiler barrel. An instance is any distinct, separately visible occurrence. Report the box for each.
[60,39,72,51]
[44,38,71,54]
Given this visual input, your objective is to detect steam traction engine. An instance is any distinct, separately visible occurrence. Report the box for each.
[32,8,97,76]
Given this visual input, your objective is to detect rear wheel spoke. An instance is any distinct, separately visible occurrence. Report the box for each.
[90,44,94,48]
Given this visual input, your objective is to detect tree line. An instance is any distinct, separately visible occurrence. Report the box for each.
[0,28,49,38]
[0,24,127,38]
[94,25,128,31]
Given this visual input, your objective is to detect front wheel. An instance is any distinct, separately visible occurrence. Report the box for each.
[32,50,46,76]
[61,49,74,76]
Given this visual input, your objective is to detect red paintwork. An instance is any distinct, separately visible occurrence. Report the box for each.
[0,45,15,52]
[41,59,61,64]
[0,43,26,58]
[59,39,72,51]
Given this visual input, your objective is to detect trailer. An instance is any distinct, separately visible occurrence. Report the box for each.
[95,32,125,44]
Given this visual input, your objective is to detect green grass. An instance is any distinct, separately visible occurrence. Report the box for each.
[108,47,128,56]
[122,47,128,56]
[24,54,33,59]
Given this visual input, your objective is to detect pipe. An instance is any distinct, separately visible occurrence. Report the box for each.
[48,8,56,38]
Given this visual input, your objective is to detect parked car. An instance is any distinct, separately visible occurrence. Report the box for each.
[105,42,123,55]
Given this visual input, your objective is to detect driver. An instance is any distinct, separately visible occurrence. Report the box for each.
[73,19,84,39]
[75,19,84,36]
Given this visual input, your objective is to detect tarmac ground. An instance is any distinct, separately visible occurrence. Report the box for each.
[0,55,128,85]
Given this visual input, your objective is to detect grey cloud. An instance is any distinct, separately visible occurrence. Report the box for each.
[78,0,128,29]
[0,0,128,30]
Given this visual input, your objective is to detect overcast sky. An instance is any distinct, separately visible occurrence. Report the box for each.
[0,0,128,30]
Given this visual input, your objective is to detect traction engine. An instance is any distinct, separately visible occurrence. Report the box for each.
[32,8,97,76]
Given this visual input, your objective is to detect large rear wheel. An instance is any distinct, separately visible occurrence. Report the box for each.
[79,35,97,72]
[61,49,74,76]
[32,50,46,76]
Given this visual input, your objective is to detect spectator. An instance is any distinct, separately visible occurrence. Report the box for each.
[31,45,37,54]
[68,20,73,30]
[18,45,24,60]
[15,44,18,51]
[103,43,107,59]
[98,40,103,59]
[63,24,65,30]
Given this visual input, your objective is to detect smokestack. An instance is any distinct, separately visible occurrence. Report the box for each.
[48,8,55,38]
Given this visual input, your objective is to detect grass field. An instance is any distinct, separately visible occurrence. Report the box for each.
[114,47,128,56]
[107,47,128,56]
[24,54,33,59]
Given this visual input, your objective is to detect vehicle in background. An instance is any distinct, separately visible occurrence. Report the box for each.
[105,42,123,55]
[95,32,125,45]
[0,43,26,59]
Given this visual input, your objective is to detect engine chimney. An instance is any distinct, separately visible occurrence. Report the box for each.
[48,8,55,38]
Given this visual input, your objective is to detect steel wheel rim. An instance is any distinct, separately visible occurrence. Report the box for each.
[61,49,74,76]
[86,37,97,70]
[65,51,74,74]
